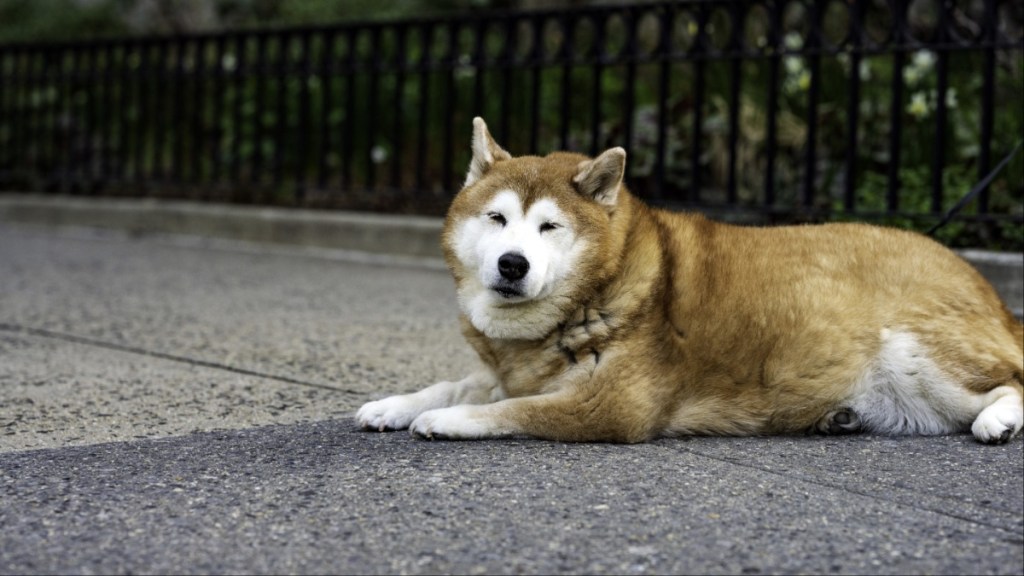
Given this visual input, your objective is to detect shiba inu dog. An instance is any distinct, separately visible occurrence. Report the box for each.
[357,117,1024,444]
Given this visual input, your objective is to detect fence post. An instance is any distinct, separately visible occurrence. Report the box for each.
[654,4,672,200]
[764,0,781,210]
[689,3,708,204]
[886,1,908,212]
[801,1,822,210]
[843,0,863,213]
[977,0,997,214]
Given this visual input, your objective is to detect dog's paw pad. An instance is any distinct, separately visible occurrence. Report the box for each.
[817,408,862,435]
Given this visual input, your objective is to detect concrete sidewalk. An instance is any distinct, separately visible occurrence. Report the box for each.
[0,221,1022,575]
[1,194,1021,316]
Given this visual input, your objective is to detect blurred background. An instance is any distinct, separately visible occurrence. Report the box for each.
[0,0,1021,249]
[0,0,546,41]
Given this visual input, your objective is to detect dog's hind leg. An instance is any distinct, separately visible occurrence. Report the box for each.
[966,321,1024,444]
[357,370,504,432]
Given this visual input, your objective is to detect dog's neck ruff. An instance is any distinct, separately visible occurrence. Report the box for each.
[459,287,570,340]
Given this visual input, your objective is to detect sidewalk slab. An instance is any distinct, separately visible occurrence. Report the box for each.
[0,217,1021,575]
[0,223,474,452]
[0,331,354,452]
[1,424,1020,575]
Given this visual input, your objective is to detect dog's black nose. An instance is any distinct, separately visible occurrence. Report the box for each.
[498,252,530,281]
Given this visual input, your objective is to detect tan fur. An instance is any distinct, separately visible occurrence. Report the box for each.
[362,119,1024,444]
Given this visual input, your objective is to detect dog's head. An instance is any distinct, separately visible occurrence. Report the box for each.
[442,117,630,340]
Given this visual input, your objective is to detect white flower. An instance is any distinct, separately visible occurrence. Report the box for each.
[859,60,872,81]
[784,56,804,75]
[903,51,936,86]
[907,92,930,119]
[911,50,936,70]
[904,66,923,86]
[221,53,237,72]
[945,88,958,109]
[783,33,802,50]
[371,145,388,164]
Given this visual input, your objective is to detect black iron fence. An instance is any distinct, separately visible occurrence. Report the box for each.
[0,1,1022,245]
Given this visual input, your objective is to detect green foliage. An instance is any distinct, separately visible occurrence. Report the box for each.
[850,164,1023,251]
[0,1,1020,249]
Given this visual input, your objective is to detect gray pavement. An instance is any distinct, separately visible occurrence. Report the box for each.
[1,222,1022,575]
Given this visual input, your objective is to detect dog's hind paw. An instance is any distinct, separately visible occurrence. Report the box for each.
[972,409,1022,444]
[816,408,862,435]
[971,387,1024,444]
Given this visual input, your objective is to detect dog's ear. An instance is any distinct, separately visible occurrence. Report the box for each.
[573,147,626,208]
[465,117,511,187]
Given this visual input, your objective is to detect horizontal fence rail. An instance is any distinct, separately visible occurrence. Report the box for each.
[0,0,1021,245]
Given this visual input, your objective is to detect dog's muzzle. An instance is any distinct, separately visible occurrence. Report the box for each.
[498,252,529,281]
[493,252,529,298]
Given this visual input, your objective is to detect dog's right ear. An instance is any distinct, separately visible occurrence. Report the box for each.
[465,117,511,187]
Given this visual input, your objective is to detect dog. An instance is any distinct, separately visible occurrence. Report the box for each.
[357,117,1024,444]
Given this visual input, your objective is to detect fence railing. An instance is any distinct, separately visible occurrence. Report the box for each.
[0,1,1021,244]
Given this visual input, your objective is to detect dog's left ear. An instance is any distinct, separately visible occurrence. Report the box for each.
[465,117,511,187]
[573,147,626,208]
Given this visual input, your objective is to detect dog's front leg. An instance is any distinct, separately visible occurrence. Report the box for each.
[409,355,656,443]
[408,389,652,443]
[356,370,503,432]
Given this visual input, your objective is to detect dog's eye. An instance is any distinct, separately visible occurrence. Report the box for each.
[487,212,507,226]
[539,222,560,233]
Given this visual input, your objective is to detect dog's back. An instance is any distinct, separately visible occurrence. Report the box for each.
[649,210,1023,439]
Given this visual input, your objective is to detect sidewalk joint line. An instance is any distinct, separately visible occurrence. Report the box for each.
[0,322,360,396]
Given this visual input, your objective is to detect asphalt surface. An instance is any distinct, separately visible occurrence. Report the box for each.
[1,222,1022,575]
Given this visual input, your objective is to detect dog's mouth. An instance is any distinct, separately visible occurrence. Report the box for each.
[492,286,524,299]
[490,280,529,301]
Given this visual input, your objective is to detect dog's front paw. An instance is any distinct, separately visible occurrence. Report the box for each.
[409,406,496,440]
[357,396,421,432]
